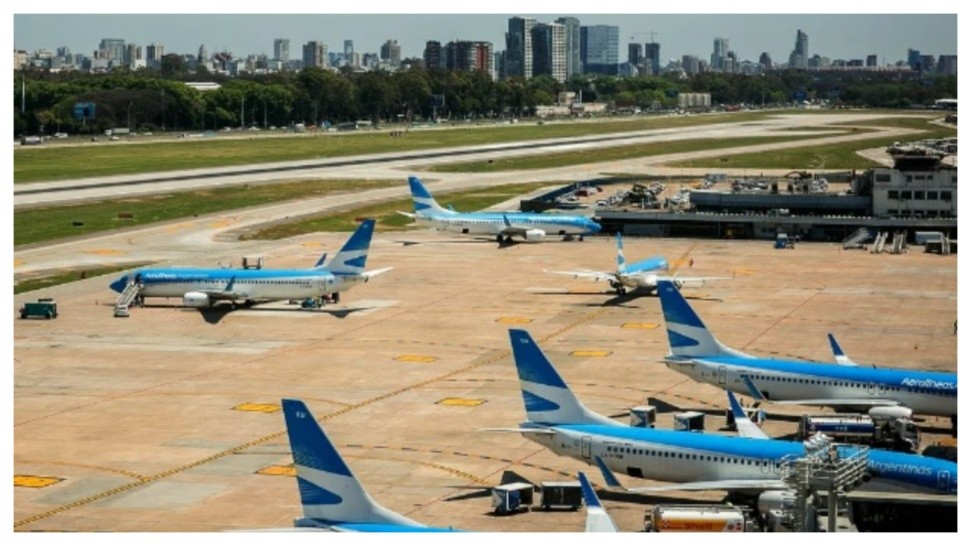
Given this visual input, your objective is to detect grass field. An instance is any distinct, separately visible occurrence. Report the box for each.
[14,110,797,183]
[666,118,956,170]
[14,179,398,247]
[427,133,846,173]
[241,182,560,239]
[15,264,145,294]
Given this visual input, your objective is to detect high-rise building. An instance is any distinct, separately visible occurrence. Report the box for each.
[126,43,142,64]
[424,40,442,70]
[682,54,701,76]
[344,40,353,58]
[866,54,877,67]
[198,44,208,64]
[644,42,660,75]
[380,39,401,65]
[759,51,773,70]
[505,16,536,78]
[937,54,957,75]
[98,38,126,65]
[302,41,328,69]
[580,25,619,75]
[907,48,921,70]
[788,29,808,69]
[532,23,566,83]
[555,16,581,79]
[443,40,493,75]
[274,39,290,62]
[146,43,163,69]
[628,43,643,65]
[711,37,728,70]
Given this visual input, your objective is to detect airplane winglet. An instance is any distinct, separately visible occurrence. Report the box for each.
[740,374,766,401]
[727,390,769,440]
[313,253,328,268]
[827,333,859,366]
[593,456,623,489]
[579,471,619,532]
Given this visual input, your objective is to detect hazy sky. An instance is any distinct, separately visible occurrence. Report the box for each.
[13,10,957,66]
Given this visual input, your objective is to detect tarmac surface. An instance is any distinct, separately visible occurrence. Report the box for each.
[13,230,957,532]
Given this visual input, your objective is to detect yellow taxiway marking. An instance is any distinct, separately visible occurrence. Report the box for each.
[496,317,533,324]
[82,249,125,256]
[209,218,235,228]
[257,465,296,477]
[436,398,485,407]
[15,475,63,488]
[233,403,281,413]
[394,354,438,363]
[14,259,24,267]
[570,349,611,357]
[732,267,758,276]
[165,222,194,233]
[302,241,325,249]
[622,322,659,330]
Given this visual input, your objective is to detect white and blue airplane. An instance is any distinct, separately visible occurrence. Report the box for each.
[500,329,957,498]
[108,219,391,309]
[281,398,460,532]
[655,280,957,429]
[546,233,728,295]
[402,176,601,243]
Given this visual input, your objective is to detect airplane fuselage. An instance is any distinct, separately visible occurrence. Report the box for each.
[116,268,364,302]
[665,356,957,418]
[521,423,956,495]
[415,211,598,238]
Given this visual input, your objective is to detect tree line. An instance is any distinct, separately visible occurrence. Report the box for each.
[13,64,957,136]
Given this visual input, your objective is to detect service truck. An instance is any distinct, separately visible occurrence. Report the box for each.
[645,504,748,532]
[798,413,919,452]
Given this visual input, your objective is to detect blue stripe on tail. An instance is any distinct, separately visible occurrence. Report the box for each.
[282,398,353,479]
[509,329,568,389]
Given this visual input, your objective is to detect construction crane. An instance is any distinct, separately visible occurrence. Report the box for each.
[630,31,659,43]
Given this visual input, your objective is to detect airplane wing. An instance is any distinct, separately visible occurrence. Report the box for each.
[593,456,786,493]
[499,214,534,237]
[544,269,620,283]
[200,276,251,300]
[727,391,769,440]
[396,211,416,219]
[362,267,394,280]
[774,398,902,407]
[479,427,558,435]
[654,275,733,287]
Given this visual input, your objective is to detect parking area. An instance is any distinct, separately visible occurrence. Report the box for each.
[13,229,957,532]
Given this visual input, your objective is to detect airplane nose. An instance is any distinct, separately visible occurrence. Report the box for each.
[109,275,129,294]
[589,220,602,233]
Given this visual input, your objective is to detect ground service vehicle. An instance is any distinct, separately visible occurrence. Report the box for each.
[20,298,58,319]
[798,413,920,452]
[645,504,747,532]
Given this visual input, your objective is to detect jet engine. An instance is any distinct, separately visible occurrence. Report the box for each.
[644,273,658,288]
[868,406,913,420]
[182,292,212,308]
[523,229,546,241]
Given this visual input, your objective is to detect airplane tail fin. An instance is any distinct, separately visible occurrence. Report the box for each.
[282,398,423,528]
[508,329,618,426]
[615,233,626,273]
[327,219,376,276]
[579,472,619,532]
[656,280,751,359]
[408,176,451,215]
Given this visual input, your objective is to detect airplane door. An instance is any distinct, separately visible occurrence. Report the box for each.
[718,367,727,387]
[867,382,876,396]
[581,436,592,460]
[938,471,950,492]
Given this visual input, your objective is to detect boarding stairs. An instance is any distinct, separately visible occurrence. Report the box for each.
[870,232,888,254]
[842,228,874,250]
[114,281,141,315]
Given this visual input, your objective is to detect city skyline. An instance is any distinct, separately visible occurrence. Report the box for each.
[14,13,958,68]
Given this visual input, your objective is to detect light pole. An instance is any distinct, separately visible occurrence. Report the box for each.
[241,97,245,128]
[127,102,133,132]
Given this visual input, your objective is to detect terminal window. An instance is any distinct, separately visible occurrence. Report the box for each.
[888,190,899,199]
[915,191,925,200]
[928,191,939,200]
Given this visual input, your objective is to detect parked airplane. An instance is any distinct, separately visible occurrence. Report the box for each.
[546,233,728,295]
[401,176,601,243]
[655,280,957,430]
[281,398,460,532]
[499,329,956,498]
[108,219,391,309]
